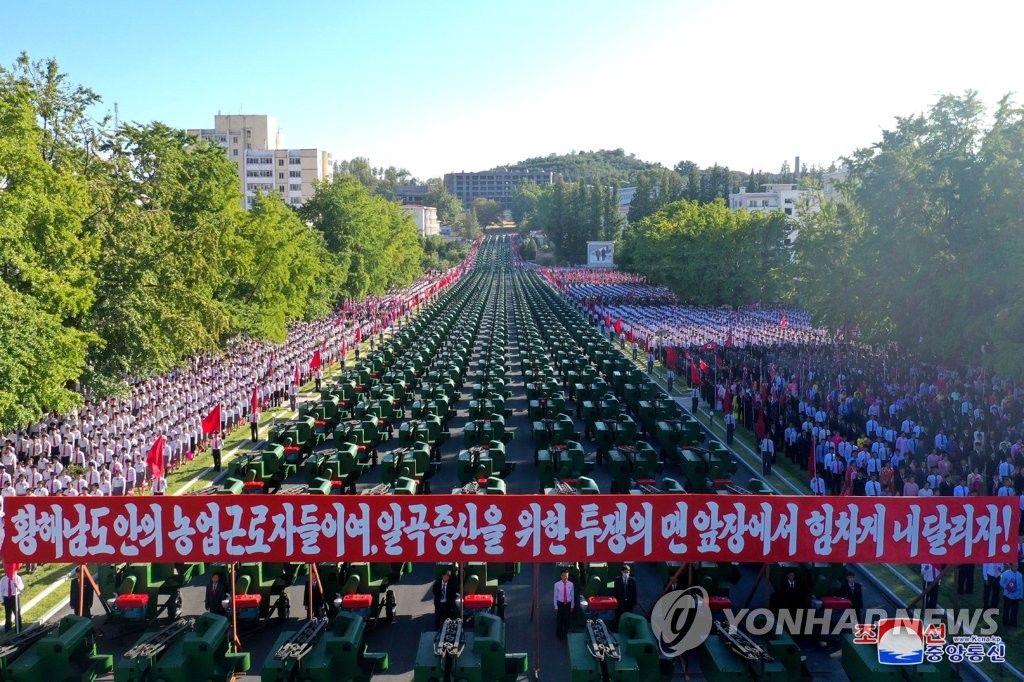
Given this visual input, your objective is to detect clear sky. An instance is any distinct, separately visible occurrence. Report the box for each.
[2,0,1021,180]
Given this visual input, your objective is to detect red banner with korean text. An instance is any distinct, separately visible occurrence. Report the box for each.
[2,494,1017,564]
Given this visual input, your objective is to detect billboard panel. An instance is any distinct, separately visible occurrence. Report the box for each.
[587,241,615,267]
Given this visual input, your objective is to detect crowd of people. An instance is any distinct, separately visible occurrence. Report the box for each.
[0,269,463,504]
[547,264,1024,625]
[541,268,678,306]
[548,266,1024,509]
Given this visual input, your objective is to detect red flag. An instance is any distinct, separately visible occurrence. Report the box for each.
[310,349,322,370]
[4,563,20,578]
[723,385,732,414]
[373,318,379,335]
[250,384,260,413]
[699,359,709,374]
[294,365,301,386]
[725,329,734,347]
[627,329,634,344]
[356,327,362,343]
[665,347,677,369]
[147,434,165,478]
[690,361,703,386]
[614,318,623,335]
[201,404,221,434]
[779,312,788,328]
[605,313,612,328]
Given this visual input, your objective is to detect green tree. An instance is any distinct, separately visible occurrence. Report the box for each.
[602,182,622,240]
[791,92,1024,371]
[472,198,504,227]
[225,192,338,341]
[301,176,422,299]
[627,173,655,223]
[333,157,416,200]
[85,122,245,387]
[422,236,469,270]
[0,69,98,426]
[620,199,789,306]
[456,209,481,240]
[511,180,543,223]
[519,238,538,260]
[423,179,463,226]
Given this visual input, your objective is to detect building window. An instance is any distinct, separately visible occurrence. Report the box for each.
[233,136,238,143]
[290,184,301,191]
[289,171,301,178]
[278,186,284,193]
[233,149,238,156]
[289,158,301,165]
[278,159,284,166]
[246,130,251,138]
[246,143,251,150]
[278,172,284,179]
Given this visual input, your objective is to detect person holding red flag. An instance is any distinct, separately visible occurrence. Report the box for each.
[310,349,323,391]
[207,429,222,473]
[249,403,261,443]
[1,566,24,633]
[147,434,165,479]
[201,404,221,436]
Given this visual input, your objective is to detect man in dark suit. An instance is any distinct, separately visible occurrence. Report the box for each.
[69,567,94,618]
[613,564,638,626]
[774,569,808,620]
[205,572,228,616]
[432,569,458,630]
[838,570,864,622]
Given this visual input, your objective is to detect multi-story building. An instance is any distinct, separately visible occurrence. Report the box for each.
[728,183,806,217]
[443,169,556,212]
[395,185,429,205]
[188,114,331,209]
[400,204,440,238]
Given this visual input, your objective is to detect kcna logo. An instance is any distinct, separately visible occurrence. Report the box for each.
[650,587,713,657]
[855,617,944,665]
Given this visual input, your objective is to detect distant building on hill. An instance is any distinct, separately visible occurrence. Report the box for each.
[443,169,557,212]
[728,183,806,217]
[395,185,429,205]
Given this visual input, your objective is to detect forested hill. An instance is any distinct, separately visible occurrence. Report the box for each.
[491,149,665,185]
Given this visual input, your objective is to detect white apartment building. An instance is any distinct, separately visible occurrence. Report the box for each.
[728,183,807,217]
[401,204,440,238]
[188,114,331,209]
